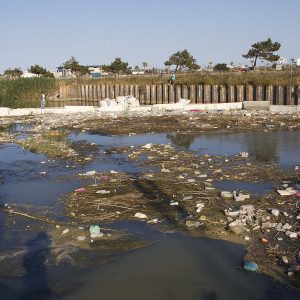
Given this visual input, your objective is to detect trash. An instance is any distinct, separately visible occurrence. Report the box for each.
[142,143,153,149]
[186,220,201,228]
[134,212,148,219]
[261,238,268,244]
[221,191,233,199]
[148,218,158,224]
[55,225,60,229]
[187,179,195,183]
[161,168,171,173]
[79,170,96,176]
[75,188,86,193]
[235,193,250,202]
[277,187,298,196]
[77,236,86,241]
[39,171,47,175]
[96,190,111,194]
[89,225,103,238]
[62,229,69,235]
[282,256,289,264]
[110,170,118,174]
[170,201,179,206]
[239,152,249,158]
[244,236,250,241]
[271,209,280,217]
[243,260,258,272]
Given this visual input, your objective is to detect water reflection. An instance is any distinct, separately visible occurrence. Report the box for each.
[19,232,53,300]
[166,131,300,168]
[166,133,198,149]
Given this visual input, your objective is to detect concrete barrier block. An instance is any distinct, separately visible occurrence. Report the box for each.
[0,107,11,116]
[243,101,270,110]
[186,102,243,111]
[9,108,41,116]
[270,105,297,113]
[64,106,95,113]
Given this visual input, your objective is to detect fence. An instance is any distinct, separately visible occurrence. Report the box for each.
[58,84,299,105]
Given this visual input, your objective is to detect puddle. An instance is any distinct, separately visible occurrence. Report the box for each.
[70,130,300,169]
[214,181,273,197]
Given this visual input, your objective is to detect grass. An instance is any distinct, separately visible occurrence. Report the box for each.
[61,69,300,86]
[0,77,57,108]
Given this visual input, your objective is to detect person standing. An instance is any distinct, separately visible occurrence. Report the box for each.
[40,92,46,112]
[168,72,176,85]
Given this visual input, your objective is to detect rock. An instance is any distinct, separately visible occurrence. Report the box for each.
[161,168,171,173]
[183,196,193,201]
[243,260,258,272]
[89,225,103,238]
[134,212,148,219]
[186,220,201,228]
[187,179,195,183]
[199,215,207,221]
[271,209,280,217]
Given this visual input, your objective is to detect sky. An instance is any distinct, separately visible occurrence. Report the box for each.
[0,0,299,73]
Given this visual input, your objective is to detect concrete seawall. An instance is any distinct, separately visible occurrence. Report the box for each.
[0,102,299,117]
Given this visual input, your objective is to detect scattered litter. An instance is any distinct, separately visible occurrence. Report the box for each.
[96,190,111,194]
[134,212,148,219]
[75,188,86,193]
[89,225,103,238]
[243,260,258,272]
[62,229,69,235]
[77,236,86,241]
[239,152,249,158]
[79,170,96,176]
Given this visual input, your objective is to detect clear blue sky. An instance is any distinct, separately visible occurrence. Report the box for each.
[0,0,299,73]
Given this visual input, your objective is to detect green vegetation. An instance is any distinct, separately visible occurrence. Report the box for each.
[0,77,57,108]
[164,49,200,71]
[29,65,54,78]
[102,57,132,75]
[243,38,281,68]
[3,68,23,79]
[213,63,229,71]
[63,56,90,77]
[73,69,300,86]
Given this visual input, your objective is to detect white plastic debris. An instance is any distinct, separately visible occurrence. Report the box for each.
[134,212,148,219]
[271,209,280,217]
[96,190,111,194]
[239,152,249,158]
[62,229,69,235]
[142,143,153,149]
[89,225,103,238]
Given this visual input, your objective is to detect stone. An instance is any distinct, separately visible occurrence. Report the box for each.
[282,256,289,264]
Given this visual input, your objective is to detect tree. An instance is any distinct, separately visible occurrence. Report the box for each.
[164,49,199,71]
[109,57,131,74]
[243,38,281,68]
[63,56,89,77]
[29,64,54,78]
[213,63,229,71]
[142,61,148,71]
[3,68,23,79]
